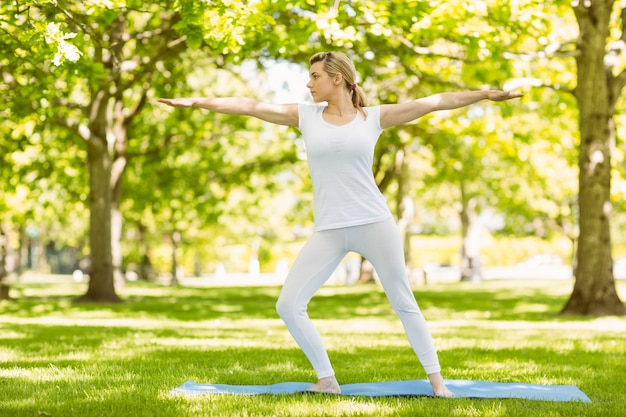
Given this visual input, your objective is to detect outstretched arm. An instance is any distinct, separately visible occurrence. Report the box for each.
[379,90,522,129]
[157,97,299,127]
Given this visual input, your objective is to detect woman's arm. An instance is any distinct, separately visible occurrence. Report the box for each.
[157,97,299,127]
[379,90,522,129]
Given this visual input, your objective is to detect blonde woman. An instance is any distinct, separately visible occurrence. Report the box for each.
[158,51,521,396]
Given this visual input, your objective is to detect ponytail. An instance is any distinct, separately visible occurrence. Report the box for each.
[350,83,367,119]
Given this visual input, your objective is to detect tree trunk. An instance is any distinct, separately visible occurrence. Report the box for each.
[76,127,121,303]
[137,222,155,281]
[562,1,625,315]
[77,84,120,302]
[459,183,483,282]
[0,224,10,300]
[357,258,375,284]
[17,224,26,278]
[170,230,182,286]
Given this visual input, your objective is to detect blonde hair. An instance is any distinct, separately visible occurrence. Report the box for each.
[309,51,367,119]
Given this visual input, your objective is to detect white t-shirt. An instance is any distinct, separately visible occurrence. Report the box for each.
[298,103,393,231]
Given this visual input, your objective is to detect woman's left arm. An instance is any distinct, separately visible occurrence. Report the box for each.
[379,90,522,129]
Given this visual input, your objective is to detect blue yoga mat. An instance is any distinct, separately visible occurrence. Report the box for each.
[171,379,591,403]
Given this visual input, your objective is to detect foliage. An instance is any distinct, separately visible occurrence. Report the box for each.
[1,0,299,289]
[0,1,91,249]
[0,1,577,249]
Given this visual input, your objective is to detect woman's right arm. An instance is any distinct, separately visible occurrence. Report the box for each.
[157,97,299,127]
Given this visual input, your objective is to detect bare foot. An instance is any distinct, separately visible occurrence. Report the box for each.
[428,372,454,397]
[307,375,341,394]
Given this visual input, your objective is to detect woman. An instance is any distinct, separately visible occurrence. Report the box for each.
[158,51,522,396]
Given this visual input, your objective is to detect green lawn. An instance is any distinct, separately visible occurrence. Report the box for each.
[1,278,624,417]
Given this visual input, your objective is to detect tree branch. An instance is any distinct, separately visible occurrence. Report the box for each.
[52,114,91,143]
[392,33,480,63]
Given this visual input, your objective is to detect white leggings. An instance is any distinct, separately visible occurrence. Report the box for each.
[276,218,441,379]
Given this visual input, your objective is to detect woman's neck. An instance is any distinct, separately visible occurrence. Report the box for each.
[325,97,356,117]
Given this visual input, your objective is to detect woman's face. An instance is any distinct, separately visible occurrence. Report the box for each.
[306,61,335,102]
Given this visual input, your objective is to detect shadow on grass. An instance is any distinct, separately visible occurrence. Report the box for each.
[2,283,281,320]
[1,280,588,322]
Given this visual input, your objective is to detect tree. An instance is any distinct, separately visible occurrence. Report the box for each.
[1,0,275,302]
[561,0,626,315]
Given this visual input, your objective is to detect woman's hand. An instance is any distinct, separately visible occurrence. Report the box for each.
[486,90,523,102]
[157,98,195,107]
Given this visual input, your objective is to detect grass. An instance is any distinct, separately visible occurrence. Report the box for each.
[0,277,625,417]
